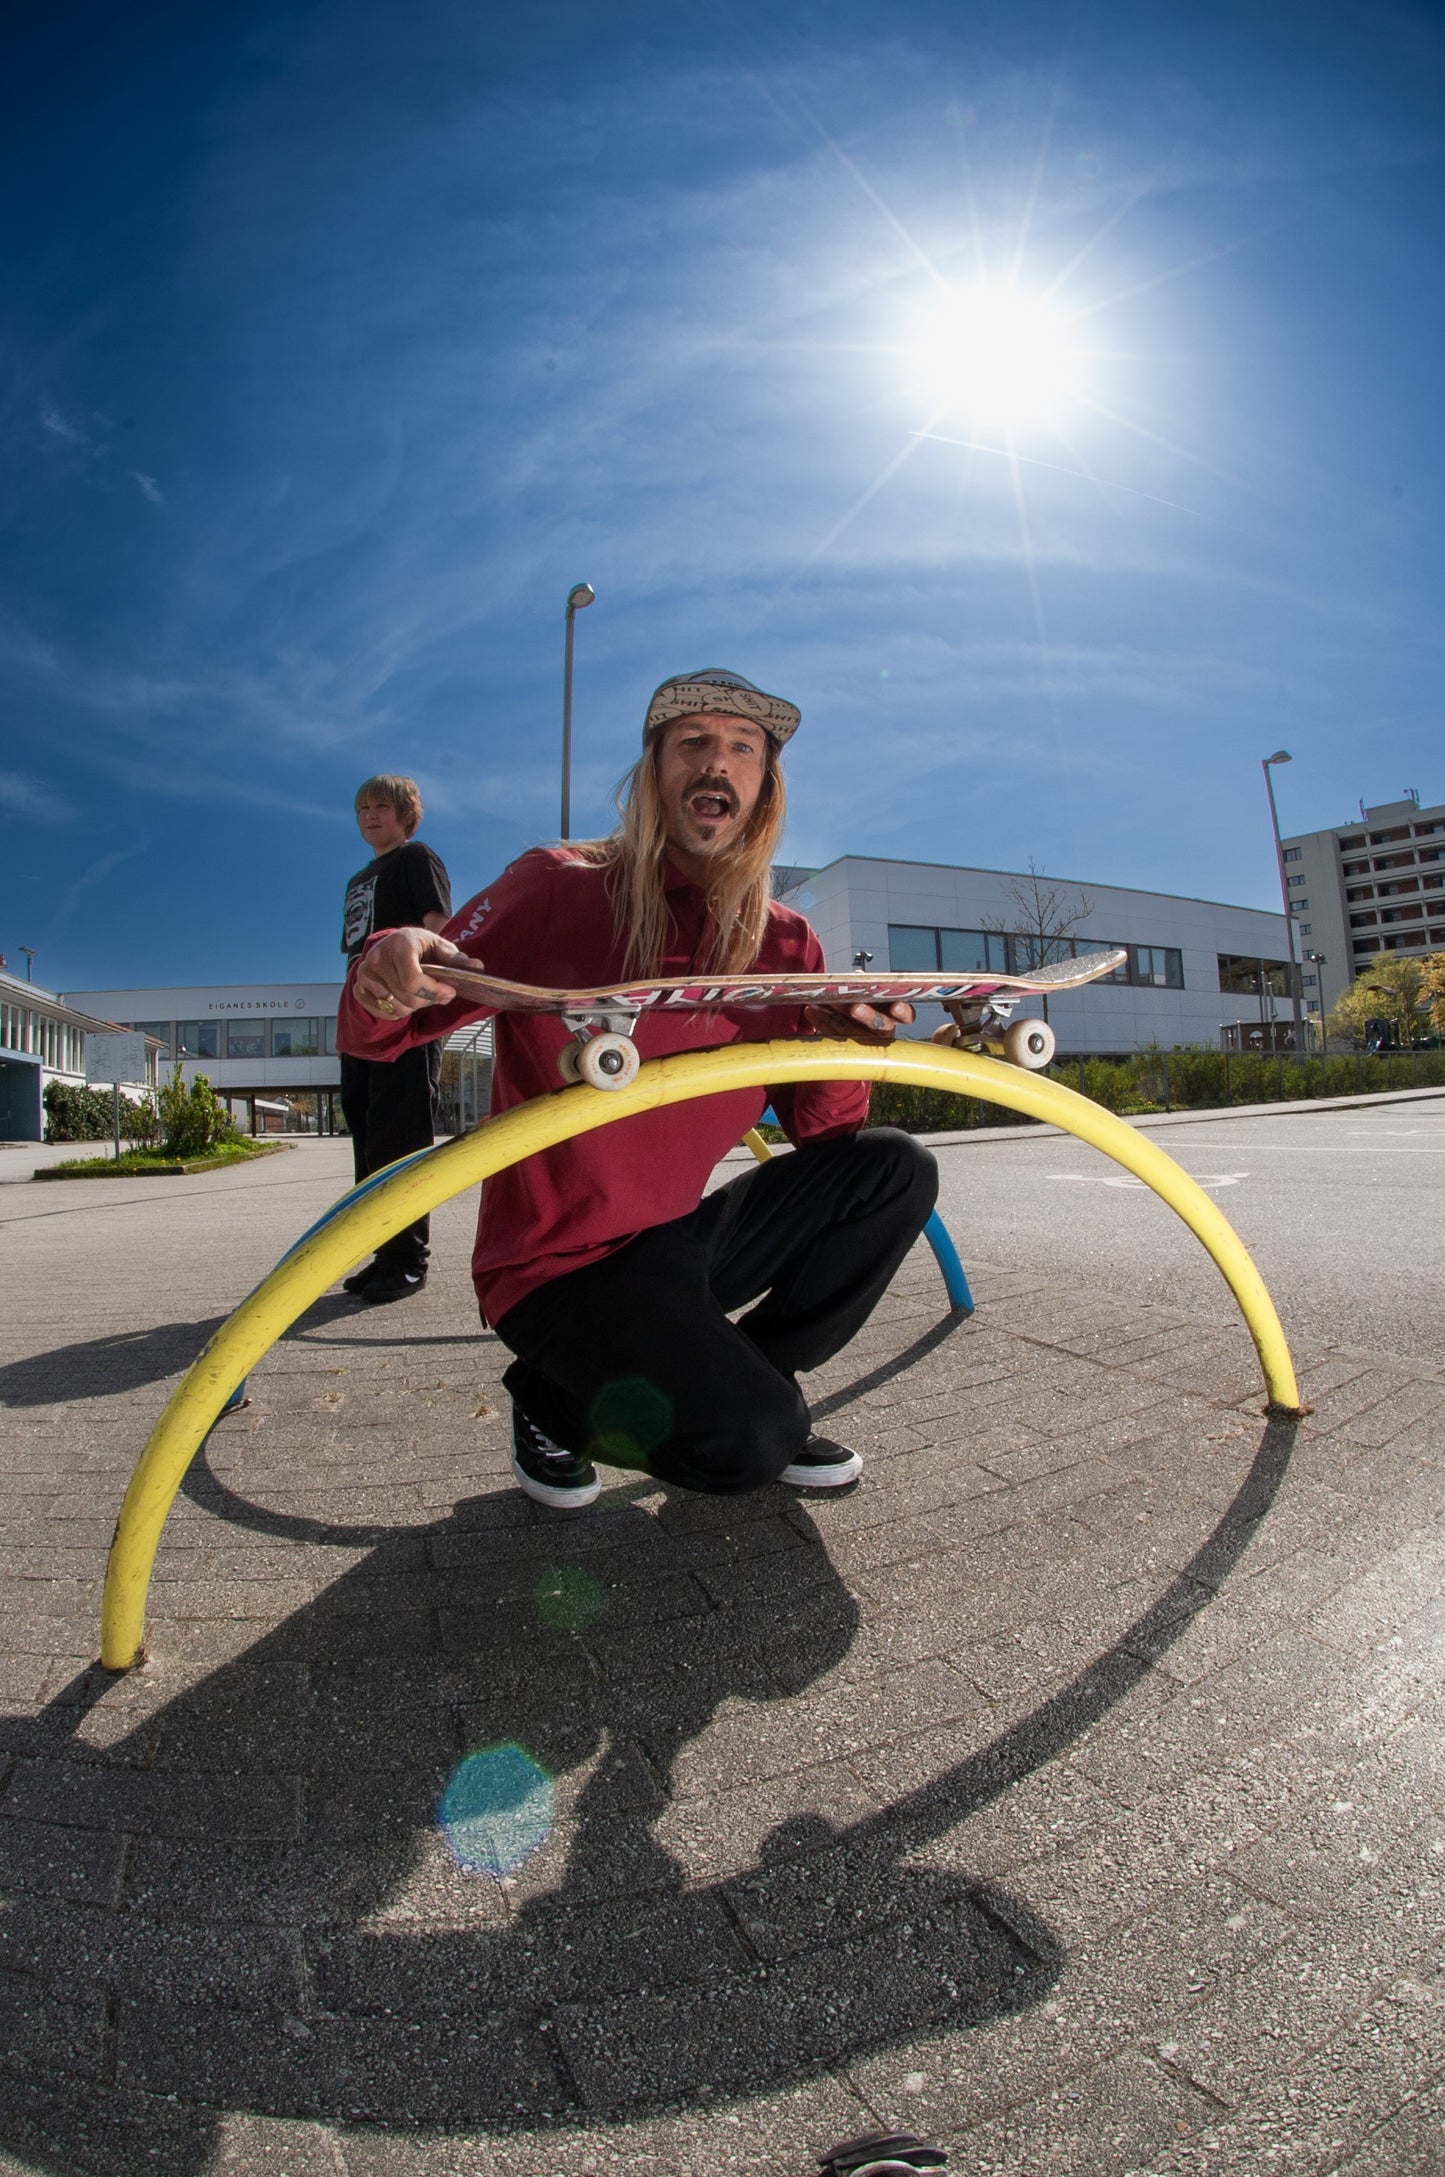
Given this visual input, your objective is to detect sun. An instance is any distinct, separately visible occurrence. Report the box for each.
[913,282,1082,433]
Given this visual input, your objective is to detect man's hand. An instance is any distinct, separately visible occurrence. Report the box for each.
[353,929,474,1019]
[803,1000,915,1046]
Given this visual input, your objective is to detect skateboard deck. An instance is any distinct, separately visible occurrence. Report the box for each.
[426,949,1126,1089]
[430,950,1127,1018]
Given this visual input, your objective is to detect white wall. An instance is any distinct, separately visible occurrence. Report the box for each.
[806,857,1291,1053]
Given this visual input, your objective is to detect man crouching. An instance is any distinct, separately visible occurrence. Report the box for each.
[337,668,937,1507]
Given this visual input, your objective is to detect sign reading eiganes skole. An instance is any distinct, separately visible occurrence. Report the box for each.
[193,995,315,1012]
[85,1032,149,1086]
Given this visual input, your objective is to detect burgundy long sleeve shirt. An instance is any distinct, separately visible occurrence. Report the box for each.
[336,848,869,1324]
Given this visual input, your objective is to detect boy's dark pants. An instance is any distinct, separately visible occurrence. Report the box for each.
[339,1045,442,1275]
[496,1127,938,1494]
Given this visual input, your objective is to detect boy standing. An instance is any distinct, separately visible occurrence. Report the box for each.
[339,775,452,1302]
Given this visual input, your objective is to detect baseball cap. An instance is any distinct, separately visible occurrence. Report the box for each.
[643,668,800,747]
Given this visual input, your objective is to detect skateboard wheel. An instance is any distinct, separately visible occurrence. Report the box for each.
[1003,1017,1056,1070]
[577,1033,640,1091]
[557,1042,583,1085]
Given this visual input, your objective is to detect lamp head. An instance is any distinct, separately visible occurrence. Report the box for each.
[567,583,596,612]
[1264,749,1291,765]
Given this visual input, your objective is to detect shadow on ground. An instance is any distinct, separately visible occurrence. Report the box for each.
[0,1410,1295,2174]
[0,1298,385,1406]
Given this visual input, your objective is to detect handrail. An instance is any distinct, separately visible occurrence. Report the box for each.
[100,1040,1300,1669]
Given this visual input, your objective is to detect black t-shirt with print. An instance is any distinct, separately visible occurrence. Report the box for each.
[341,840,452,961]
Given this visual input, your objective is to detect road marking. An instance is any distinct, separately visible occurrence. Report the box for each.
[1050,1172,1250,1191]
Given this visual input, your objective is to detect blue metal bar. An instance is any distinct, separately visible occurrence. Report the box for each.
[757,1108,973,1315]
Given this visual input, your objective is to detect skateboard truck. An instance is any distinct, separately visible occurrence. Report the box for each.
[817,2133,948,2177]
[557,1009,644,1091]
[931,996,1056,1071]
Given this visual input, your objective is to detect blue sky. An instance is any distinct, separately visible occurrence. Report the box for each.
[3,0,1442,988]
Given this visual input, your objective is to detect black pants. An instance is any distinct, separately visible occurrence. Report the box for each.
[338,1045,442,1274]
[496,1127,938,1495]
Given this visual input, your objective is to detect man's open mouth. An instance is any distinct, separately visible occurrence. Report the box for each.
[688,786,737,822]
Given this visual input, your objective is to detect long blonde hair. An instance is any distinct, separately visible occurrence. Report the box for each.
[569,736,788,978]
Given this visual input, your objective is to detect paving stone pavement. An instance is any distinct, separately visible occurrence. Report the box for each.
[2,1139,1444,2177]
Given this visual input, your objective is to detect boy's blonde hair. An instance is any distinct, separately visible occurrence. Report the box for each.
[354,775,422,837]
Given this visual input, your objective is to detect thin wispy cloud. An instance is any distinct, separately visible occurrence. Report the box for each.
[0,770,76,823]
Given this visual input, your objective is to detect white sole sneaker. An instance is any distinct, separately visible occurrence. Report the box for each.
[780,1434,863,1488]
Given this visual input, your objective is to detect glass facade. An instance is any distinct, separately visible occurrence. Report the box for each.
[226,1019,267,1059]
[176,1020,220,1058]
[271,1017,320,1057]
[889,926,1181,988]
[130,1019,172,1056]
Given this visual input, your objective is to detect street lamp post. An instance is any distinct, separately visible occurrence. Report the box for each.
[560,583,595,840]
[1262,751,1305,1058]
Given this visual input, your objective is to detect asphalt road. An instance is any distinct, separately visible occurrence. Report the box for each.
[932,1092,1445,1371]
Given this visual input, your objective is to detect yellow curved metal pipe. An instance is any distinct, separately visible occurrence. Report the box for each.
[100,1041,1300,1669]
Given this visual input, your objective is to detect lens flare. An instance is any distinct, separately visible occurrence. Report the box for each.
[532,1564,607,1633]
[439,1743,553,1876]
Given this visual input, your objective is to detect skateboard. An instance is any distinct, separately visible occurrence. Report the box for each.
[429,950,1127,1090]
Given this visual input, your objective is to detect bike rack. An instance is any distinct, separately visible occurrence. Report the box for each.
[100,1040,1301,1670]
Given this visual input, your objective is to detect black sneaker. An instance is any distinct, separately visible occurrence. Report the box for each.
[360,1267,426,1305]
[780,1433,862,1489]
[511,1406,601,1509]
[341,1261,376,1294]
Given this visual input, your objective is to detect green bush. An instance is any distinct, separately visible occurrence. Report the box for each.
[156,1064,240,1157]
[858,1039,1445,1135]
[44,1080,159,1144]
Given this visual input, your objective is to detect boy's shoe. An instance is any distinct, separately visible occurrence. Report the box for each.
[780,1433,862,1489]
[511,1406,601,1509]
[341,1261,376,1294]
[360,1267,426,1305]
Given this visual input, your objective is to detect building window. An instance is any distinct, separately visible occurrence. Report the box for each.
[271,1017,320,1057]
[130,1019,172,1056]
[1292,899,1308,912]
[1283,846,1301,862]
[886,925,1010,973]
[1415,819,1445,837]
[1132,945,1185,989]
[1380,904,1424,923]
[1373,852,1415,871]
[1302,973,1317,987]
[323,1015,340,1055]
[226,1019,266,1060]
[1369,827,1411,844]
[1287,873,1307,886]
[1339,834,1365,849]
[1299,924,1311,936]
[176,1021,221,1059]
[1350,911,1379,927]
[1218,955,1292,998]
[888,924,943,971]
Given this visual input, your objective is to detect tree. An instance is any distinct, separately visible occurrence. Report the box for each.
[982,861,1097,1019]
[1324,952,1434,1049]
[1420,951,1445,1038]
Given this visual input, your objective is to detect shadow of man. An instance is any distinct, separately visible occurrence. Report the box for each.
[1,1471,1064,2171]
[3,1403,1296,2172]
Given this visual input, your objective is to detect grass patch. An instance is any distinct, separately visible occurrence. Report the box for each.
[34,1142,289,1180]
